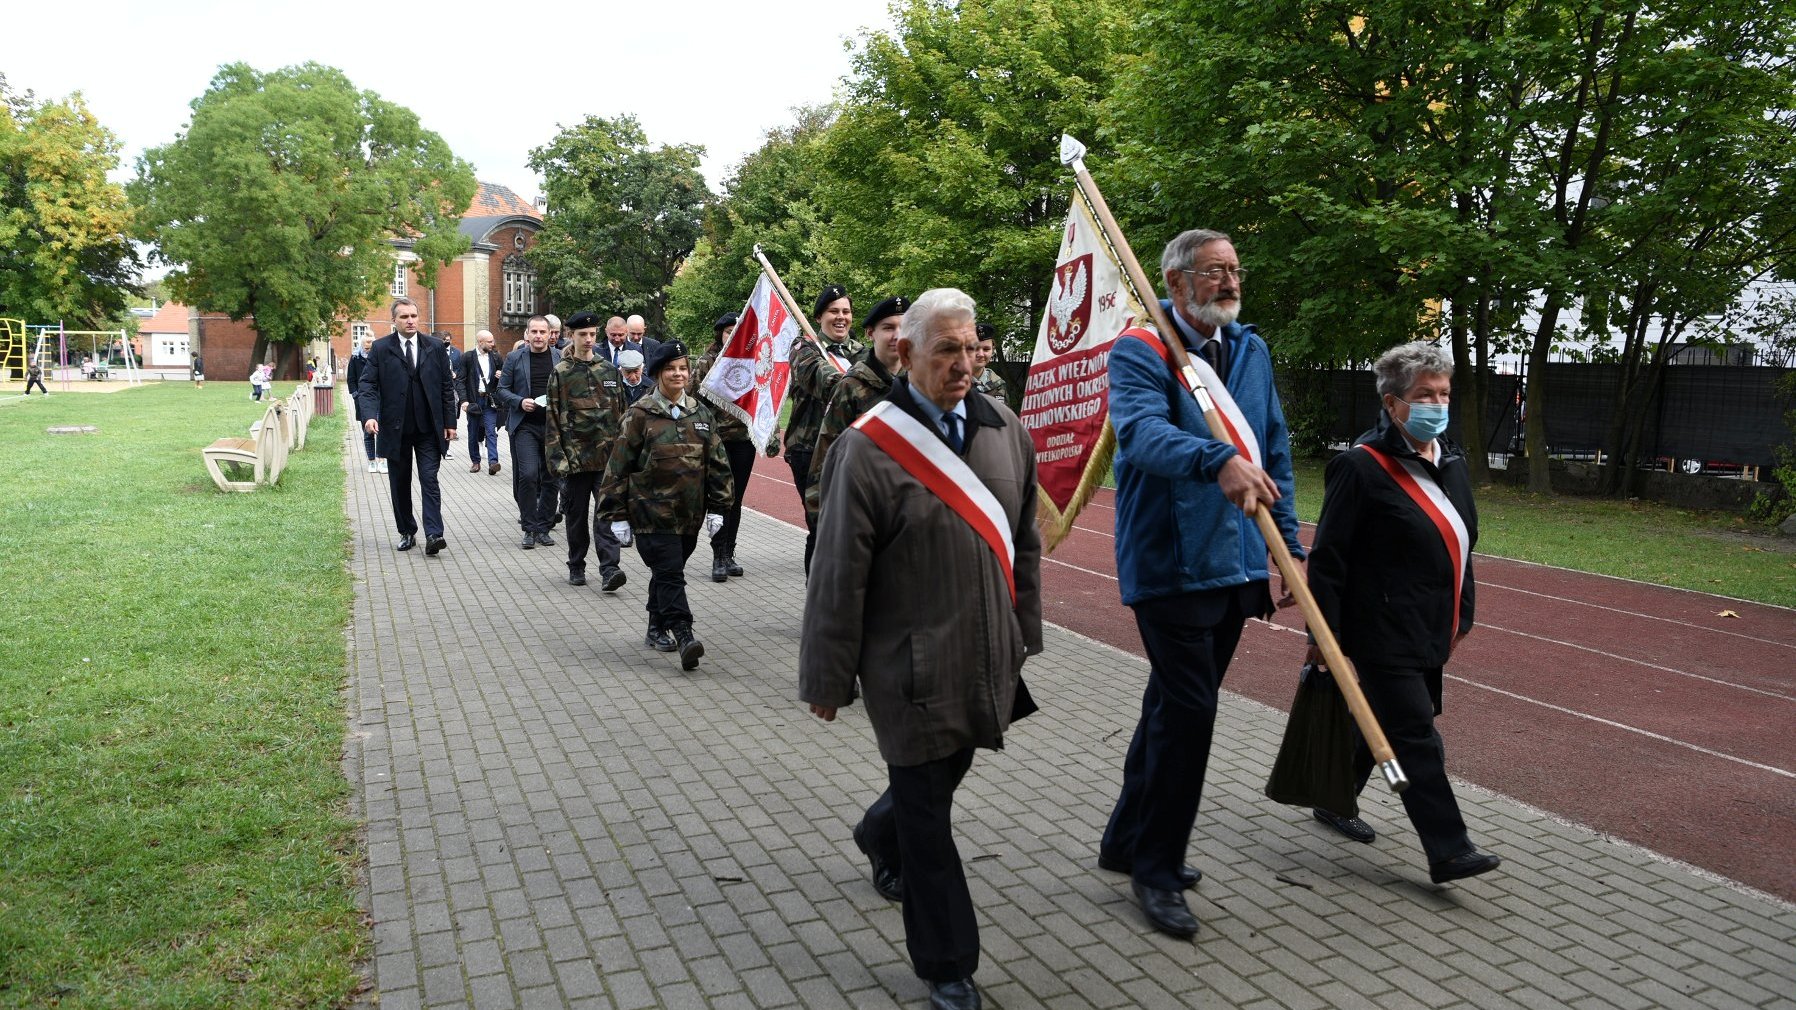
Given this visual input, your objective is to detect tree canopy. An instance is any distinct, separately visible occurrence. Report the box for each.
[131,63,474,362]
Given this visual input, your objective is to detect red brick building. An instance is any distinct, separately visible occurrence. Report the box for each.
[196,182,545,381]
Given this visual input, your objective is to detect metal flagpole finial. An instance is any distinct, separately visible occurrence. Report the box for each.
[1059,134,1088,172]
[753,243,765,257]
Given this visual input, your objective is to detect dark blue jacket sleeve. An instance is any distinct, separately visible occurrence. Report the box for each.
[1108,335,1239,482]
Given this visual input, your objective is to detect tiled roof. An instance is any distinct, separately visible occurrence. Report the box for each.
[140,301,191,334]
[467,182,541,220]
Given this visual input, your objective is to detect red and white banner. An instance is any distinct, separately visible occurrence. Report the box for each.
[852,400,1017,603]
[699,273,800,454]
[1359,443,1470,635]
[1020,190,1148,547]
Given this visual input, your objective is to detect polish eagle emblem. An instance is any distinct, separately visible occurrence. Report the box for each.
[1046,253,1092,355]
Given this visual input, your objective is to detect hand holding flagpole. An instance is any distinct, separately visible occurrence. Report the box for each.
[1059,134,1407,792]
[752,245,846,374]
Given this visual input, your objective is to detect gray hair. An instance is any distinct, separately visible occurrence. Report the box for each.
[1373,341,1455,397]
[898,288,977,348]
[544,313,561,331]
[1161,228,1233,276]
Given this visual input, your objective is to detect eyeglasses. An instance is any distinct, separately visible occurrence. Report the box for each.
[1181,266,1248,282]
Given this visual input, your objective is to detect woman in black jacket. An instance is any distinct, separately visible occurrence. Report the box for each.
[1305,341,1500,885]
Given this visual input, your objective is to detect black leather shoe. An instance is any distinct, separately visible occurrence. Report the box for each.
[1430,848,1501,884]
[725,554,744,577]
[852,820,902,901]
[396,535,416,551]
[926,978,981,1010]
[534,531,555,547]
[645,627,676,653]
[1132,880,1199,938]
[519,533,535,550]
[567,569,586,586]
[673,624,704,670]
[711,555,729,582]
[601,568,627,593]
[1314,808,1376,844]
[424,535,446,556]
[1097,851,1200,889]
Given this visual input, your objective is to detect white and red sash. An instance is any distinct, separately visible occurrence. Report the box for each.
[1120,327,1261,466]
[1358,443,1470,636]
[851,399,1018,604]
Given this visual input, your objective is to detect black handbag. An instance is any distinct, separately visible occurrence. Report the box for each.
[1265,663,1360,818]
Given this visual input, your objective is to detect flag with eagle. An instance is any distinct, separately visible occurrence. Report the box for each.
[1019,190,1149,549]
[699,273,800,454]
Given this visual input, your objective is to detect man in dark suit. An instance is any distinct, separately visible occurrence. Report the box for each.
[495,315,562,549]
[355,297,458,554]
[461,329,504,475]
[599,315,659,368]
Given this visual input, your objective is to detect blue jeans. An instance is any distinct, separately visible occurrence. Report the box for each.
[467,405,501,463]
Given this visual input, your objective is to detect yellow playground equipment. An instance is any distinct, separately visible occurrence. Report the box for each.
[0,318,24,379]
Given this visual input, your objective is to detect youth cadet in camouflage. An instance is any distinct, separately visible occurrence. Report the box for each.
[804,296,908,528]
[547,311,629,591]
[784,284,862,573]
[695,312,780,583]
[599,340,734,670]
[972,323,1008,402]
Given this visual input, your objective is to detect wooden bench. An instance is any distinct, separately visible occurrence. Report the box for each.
[202,402,287,492]
[287,384,312,450]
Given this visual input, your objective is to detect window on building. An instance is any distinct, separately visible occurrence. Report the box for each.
[390,261,409,298]
[502,254,536,318]
[153,336,189,366]
[352,321,374,349]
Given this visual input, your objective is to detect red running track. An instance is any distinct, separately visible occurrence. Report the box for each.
[746,471,1796,902]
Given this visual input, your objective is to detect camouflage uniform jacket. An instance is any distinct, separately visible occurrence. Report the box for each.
[973,368,1008,402]
[694,344,752,445]
[804,354,895,522]
[546,354,625,476]
[598,390,734,535]
[784,335,863,457]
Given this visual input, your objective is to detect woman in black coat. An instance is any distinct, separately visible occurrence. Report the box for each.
[1304,341,1501,885]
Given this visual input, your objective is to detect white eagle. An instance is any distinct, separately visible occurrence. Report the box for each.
[1048,258,1088,345]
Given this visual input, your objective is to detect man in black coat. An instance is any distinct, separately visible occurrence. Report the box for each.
[495,315,562,549]
[355,298,458,554]
[461,329,504,475]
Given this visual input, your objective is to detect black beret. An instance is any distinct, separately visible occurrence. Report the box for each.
[645,339,689,377]
[566,311,602,331]
[813,284,849,318]
[975,322,997,342]
[713,312,739,333]
[862,296,909,330]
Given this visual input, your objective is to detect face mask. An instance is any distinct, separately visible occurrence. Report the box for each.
[1398,399,1449,442]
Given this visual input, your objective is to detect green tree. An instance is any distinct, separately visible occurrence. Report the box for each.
[527,115,711,337]
[816,0,1127,355]
[132,63,474,377]
[0,74,140,328]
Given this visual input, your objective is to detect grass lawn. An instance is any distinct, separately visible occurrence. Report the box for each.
[1289,459,1796,609]
[0,383,361,1008]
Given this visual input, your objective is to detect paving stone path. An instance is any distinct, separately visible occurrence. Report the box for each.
[343,430,1796,1010]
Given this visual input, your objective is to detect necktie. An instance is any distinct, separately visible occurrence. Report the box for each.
[404,339,414,368]
[1201,336,1224,378]
[942,412,963,454]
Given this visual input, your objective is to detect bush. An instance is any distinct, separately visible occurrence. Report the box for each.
[1749,372,1796,526]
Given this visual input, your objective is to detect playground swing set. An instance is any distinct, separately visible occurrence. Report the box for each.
[0,317,143,390]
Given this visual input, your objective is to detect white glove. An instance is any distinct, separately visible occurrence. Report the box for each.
[611,521,633,547]
[703,512,725,537]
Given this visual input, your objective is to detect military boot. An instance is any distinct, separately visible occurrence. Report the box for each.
[672,623,704,671]
[711,552,730,582]
[724,554,744,577]
[645,623,676,653]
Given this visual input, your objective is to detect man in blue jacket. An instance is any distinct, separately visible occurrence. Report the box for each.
[1100,228,1306,939]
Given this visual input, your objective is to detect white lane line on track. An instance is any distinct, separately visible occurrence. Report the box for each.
[1482,582,1796,651]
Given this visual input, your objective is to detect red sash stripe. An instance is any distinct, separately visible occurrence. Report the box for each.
[1121,327,1259,465]
[1359,443,1467,638]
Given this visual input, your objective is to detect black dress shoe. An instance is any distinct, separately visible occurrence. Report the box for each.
[1097,851,1200,889]
[396,535,417,551]
[519,533,535,550]
[926,978,981,1010]
[711,556,730,582]
[568,569,587,586]
[1132,880,1199,938]
[724,555,744,577]
[852,820,902,901]
[534,531,555,547]
[601,568,627,593]
[1430,848,1501,884]
[424,535,446,556]
[1314,808,1376,844]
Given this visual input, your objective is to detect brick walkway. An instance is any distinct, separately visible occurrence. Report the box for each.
[343,429,1796,1010]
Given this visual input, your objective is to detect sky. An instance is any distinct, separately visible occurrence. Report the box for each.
[4,0,897,201]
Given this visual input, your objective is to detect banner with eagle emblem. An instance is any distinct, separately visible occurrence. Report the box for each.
[698,272,800,454]
[1020,189,1148,549]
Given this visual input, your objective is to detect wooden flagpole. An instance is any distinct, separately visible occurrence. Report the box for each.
[1059,135,1408,792]
[753,244,847,375]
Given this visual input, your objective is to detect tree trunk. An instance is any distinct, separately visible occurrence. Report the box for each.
[1523,291,1565,493]
[1450,289,1490,483]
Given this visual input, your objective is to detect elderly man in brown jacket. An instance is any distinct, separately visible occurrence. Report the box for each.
[799,287,1043,1010]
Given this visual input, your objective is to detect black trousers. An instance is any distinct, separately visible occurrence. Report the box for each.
[386,431,444,538]
[509,423,556,534]
[713,439,755,557]
[1102,583,1262,890]
[888,748,978,983]
[562,471,622,576]
[25,376,47,394]
[1351,665,1471,865]
[636,532,697,631]
[786,450,815,572]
